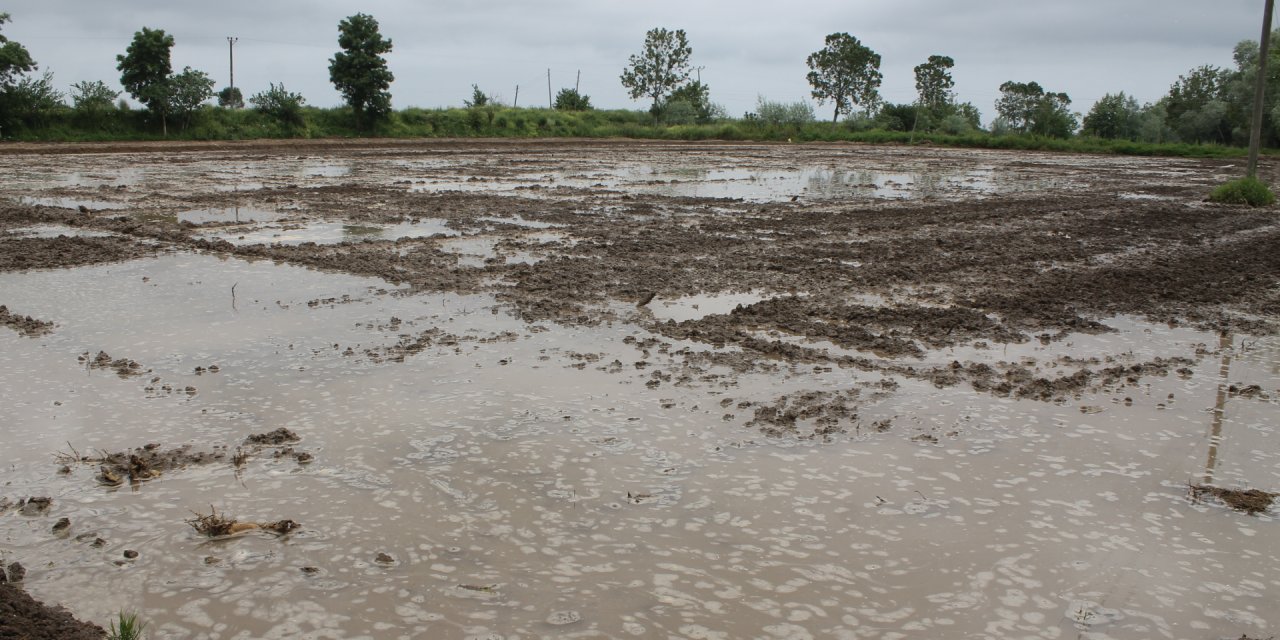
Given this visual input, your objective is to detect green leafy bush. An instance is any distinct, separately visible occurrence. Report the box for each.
[250,83,306,128]
[1209,177,1276,206]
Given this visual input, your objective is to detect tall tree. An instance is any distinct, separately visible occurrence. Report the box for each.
[0,13,35,88]
[620,28,692,115]
[806,33,882,123]
[1081,92,1142,139]
[117,27,175,132]
[0,13,38,135]
[913,55,955,121]
[995,81,1075,138]
[1164,65,1232,144]
[329,13,394,129]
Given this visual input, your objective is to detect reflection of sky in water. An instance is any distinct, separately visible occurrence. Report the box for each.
[0,252,1275,638]
[177,207,284,225]
[406,163,1069,203]
[12,195,128,210]
[202,219,459,245]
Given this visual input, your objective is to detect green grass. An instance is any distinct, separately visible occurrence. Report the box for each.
[107,611,146,640]
[0,104,1266,160]
[1208,176,1277,206]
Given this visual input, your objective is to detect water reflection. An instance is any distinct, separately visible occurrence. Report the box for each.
[1203,331,1233,484]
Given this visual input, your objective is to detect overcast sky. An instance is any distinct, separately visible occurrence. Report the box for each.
[2,1,1270,124]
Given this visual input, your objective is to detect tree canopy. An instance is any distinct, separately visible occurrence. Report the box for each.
[0,13,35,88]
[914,55,955,117]
[329,13,394,129]
[620,28,692,114]
[994,81,1076,137]
[116,27,174,117]
[168,66,214,130]
[1081,92,1142,140]
[806,33,882,123]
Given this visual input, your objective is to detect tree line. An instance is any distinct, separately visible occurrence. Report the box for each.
[0,12,1276,149]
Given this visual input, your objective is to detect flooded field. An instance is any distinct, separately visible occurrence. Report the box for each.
[0,139,1277,639]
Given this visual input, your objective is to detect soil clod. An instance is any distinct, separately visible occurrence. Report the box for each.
[0,305,54,337]
[244,428,301,445]
[17,497,52,516]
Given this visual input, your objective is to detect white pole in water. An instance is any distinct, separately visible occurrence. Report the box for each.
[1247,0,1274,179]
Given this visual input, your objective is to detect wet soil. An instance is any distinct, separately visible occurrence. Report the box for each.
[0,584,104,640]
[0,304,53,337]
[3,140,1270,414]
[0,139,1277,638]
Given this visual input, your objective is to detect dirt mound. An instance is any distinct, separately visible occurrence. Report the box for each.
[73,444,227,486]
[0,305,54,337]
[78,351,144,378]
[0,584,105,640]
[244,428,300,445]
[745,390,860,439]
[0,235,148,272]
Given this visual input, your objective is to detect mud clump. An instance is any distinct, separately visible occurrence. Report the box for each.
[745,389,860,439]
[186,506,300,537]
[0,305,54,337]
[1188,484,1278,515]
[79,350,144,378]
[4,562,26,582]
[244,428,301,446]
[15,497,52,516]
[86,443,227,486]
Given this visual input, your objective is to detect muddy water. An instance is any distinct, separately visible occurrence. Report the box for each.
[0,248,1276,639]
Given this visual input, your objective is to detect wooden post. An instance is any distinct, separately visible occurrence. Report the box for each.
[1248,0,1275,179]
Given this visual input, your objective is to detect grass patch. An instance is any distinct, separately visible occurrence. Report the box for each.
[107,611,145,640]
[1208,176,1277,206]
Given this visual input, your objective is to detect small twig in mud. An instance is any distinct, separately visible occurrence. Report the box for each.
[54,442,85,464]
[231,282,238,311]
[1187,483,1277,515]
[185,505,300,537]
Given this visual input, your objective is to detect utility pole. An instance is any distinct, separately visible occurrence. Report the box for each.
[227,37,239,107]
[575,70,580,93]
[1248,0,1275,179]
[547,69,553,109]
[514,85,519,108]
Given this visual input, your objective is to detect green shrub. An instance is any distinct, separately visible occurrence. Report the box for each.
[1209,177,1276,206]
[250,83,306,128]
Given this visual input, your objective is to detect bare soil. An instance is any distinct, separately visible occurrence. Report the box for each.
[0,584,104,640]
